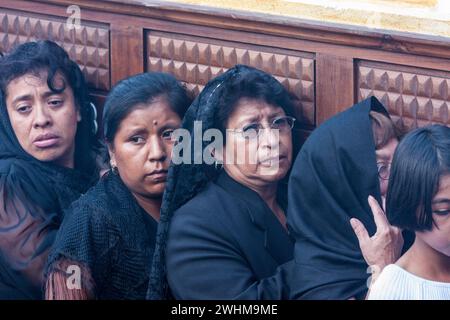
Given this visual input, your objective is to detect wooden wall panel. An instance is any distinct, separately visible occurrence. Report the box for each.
[146,31,315,127]
[1,0,448,135]
[316,54,354,124]
[0,9,110,91]
[357,61,449,129]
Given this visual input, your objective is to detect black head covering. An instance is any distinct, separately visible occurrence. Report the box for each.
[287,96,389,299]
[0,42,99,298]
[147,65,298,299]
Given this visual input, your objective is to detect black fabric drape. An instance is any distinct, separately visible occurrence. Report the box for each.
[287,96,388,299]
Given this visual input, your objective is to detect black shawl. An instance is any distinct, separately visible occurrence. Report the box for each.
[287,96,388,299]
[45,172,158,299]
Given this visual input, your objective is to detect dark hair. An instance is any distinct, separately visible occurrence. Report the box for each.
[214,67,299,151]
[103,72,192,143]
[0,40,99,175]
[387,124,450,231]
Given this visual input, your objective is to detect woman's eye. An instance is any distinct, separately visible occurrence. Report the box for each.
[243,123,260,132]
[272,118,286,128]
[48,99,63,107]
[433,210,450,216]
[130,136,145,144]
[17,105,31,113]
[162,130,175,140]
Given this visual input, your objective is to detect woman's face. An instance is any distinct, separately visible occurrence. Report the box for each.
[376,138,398,198]
[221,98,293,190]
[109,97,181,199]
[417,174,450,257]
[5,71,80,168]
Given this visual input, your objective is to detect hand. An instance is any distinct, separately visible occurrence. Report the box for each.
[350,195,403,279]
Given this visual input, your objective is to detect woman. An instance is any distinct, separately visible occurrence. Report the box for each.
[287,96,405,299]
[368,124,450,299]
[45,72,191,299]
[148,65,299,300]
[0,40,100,299]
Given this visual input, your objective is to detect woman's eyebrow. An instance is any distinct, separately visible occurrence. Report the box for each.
[11,94,33,105]
[234,116,260,127]
[123,127,148,137]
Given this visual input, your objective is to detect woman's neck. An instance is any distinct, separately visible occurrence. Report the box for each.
[223,169,286,230]
[397,235,450,283]
[132,192,162,222]
[224,168,278,206]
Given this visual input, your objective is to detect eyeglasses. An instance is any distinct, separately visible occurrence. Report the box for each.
[229,116,296,140]
[377,162,391,180]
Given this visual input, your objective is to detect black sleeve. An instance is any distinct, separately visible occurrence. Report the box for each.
[45,201,119,299]
[0,171,58,299]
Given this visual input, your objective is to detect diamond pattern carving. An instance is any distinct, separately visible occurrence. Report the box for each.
[358,62,449,129]
[0,10,110,90]
[147,32,315,125]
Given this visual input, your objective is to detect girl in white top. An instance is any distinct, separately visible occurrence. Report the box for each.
[367,125,450,300]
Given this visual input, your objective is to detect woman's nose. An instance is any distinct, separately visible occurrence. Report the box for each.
[147,136,167,162]
[33,104,52,129]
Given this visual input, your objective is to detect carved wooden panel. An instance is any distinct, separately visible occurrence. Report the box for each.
[146,31,315,126]
[0,9,110,90]
[357,61,449,129]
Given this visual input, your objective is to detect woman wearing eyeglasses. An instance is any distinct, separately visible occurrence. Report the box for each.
[148,65,299,299]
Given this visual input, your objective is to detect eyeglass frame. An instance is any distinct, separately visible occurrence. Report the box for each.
[227,115,296,140]
[377,162,391,180]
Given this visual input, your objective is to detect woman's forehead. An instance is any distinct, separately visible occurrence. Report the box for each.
[6,70,68,97]
[230,99,285,119]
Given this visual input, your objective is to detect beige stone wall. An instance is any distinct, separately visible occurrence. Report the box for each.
[157,0,450,38]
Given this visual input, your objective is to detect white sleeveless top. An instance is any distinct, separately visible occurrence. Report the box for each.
[368,264,450,300]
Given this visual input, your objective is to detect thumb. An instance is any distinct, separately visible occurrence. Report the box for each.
[350,218,370,247]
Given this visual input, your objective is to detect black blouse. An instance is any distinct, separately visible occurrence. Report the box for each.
[46,172,158,300]
[166,171,294,299]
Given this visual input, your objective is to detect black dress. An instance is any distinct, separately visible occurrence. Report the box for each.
[45,172,158,300]
[166,171,294,299]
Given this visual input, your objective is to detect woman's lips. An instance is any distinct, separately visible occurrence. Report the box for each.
[33,134,60,148]
[259,155,287,166]
[145,170,168,182]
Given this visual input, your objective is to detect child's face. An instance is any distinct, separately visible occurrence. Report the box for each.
[417,174,450,257]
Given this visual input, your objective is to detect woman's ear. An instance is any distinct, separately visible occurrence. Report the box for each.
[76,109,82,122]
[107,142,116,166]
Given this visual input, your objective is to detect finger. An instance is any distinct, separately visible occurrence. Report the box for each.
[368,195,389,230]
[350,218,370,246]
